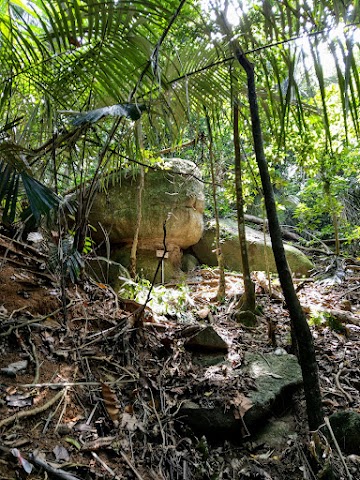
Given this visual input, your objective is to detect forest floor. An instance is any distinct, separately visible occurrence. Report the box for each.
[0,235,360,480]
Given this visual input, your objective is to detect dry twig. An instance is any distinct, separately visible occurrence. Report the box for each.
[0,389,66,428]
[324,416,353,480]
[30,451,81,480]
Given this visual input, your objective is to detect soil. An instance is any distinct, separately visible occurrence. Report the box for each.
[0,241,360,480]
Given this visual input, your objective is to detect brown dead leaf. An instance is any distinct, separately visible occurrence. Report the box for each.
[101,383,119,423]
[121,412,146,433]
[124,404,134,414]
[231,393,253,419]
[197,307,210,319]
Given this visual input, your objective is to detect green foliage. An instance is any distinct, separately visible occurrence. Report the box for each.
[68,229,94,254]
[0,0,360,256]
[119,278,191,317]
[0,144,60,225]
[308,310,347,334]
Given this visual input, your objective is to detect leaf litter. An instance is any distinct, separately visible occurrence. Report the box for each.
[0,244,359,479]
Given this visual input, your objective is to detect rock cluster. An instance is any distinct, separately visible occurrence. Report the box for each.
[88,160,314,284]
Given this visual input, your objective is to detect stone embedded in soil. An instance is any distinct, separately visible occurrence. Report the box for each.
[326,410,360,454]
[244,352,302,426]
[250,414,298,449]
[181,253,199,272]
[192,353,226,367]
[234,310,257,327]
[179,352,303,439]
[184,326,229,352]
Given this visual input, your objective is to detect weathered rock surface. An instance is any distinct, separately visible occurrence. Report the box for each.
[181,253,199,272]
[87,159,204,283]
[184,326,229,352]
[326,411,360,454]
[250,414,297,449]
[243,352,302,426]
[192,219,313,276]
[110,244,182,285]
[89,159,205,249]
[179,352,303,439]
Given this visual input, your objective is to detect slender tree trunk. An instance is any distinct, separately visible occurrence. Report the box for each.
[333,213,340,256]
[324,180,340,255]
[206,117,226,302]
[130,122,145,278]
[233,98,256,320]
[235,49,324,430]
[129,166,144,279]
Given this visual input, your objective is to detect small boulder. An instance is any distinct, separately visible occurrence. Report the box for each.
[181,253,199,272]
[327,411,360,454]
[192,219,313,276]
[244,352,303,426]
[184,326,228,353]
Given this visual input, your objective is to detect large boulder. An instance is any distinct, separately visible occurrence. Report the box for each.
[192,219,313,276]
[87,159,204,283]
[89,159,205,249]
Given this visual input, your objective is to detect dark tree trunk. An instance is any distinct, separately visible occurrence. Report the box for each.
[235,50,324,430]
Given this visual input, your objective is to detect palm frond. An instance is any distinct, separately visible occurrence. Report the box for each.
[0,141,60,224]
[71,103,147,126]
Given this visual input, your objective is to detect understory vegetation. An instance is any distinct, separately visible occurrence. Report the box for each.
[0,1,360,479]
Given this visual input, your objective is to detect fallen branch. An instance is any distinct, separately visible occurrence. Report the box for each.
[121,451,146,480]
[30,450,81,480]
[324,417,353,480]
[243,214,302,242]
[0,306,63,337]
[91,451,121,480]
[334,369,353,404]
[0,389,66,428]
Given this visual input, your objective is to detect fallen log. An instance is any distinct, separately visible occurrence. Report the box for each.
[243,214,301,242]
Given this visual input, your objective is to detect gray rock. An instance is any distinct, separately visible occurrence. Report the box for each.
[192,219,313,276]
[184,326,229,352]
[192,353,227,367]
[179,352,303,439]
[181,253,199,272]
[244,352,303,426]
[327,411,360,454]
[250,415,297,449]
[179,400,240,438]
